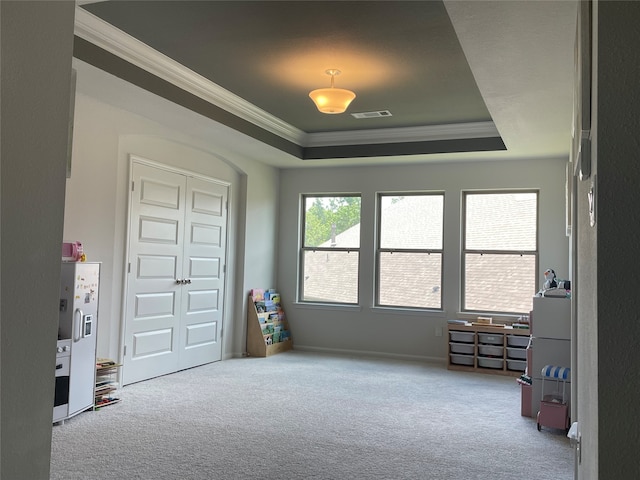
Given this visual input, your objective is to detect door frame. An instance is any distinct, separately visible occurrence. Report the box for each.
[120,154,232,383]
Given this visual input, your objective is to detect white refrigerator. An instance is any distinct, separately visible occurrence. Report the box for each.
[57,262,100,421]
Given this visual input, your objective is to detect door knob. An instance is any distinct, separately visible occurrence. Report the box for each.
[185,279,191,284]
[176,279,183,285]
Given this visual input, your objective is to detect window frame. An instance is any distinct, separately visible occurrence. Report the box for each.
[298,193,362,305]
[461,189,539,315]
[375,191,445,310]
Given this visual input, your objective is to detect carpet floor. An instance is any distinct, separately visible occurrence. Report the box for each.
[50,351,573,479]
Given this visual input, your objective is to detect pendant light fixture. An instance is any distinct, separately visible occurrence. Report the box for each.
[309,69,356,114]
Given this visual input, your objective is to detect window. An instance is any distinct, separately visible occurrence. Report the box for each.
[300,195,361,304]
[463,191,538,314]
[377,193,444,309]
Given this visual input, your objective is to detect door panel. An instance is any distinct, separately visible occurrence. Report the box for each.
[140,179,181,209]
[123,163,185,385]
[134,291,176,317]
[187,289,219,311]
[185,321,218,347]
[191,223,221,245]
[137,255,178,279]
[139,216,180,244]
[178,176,227,370]
[123,161,228,384]
[192,189,223,215]
[132,328,174,359]
[189,257,220,278]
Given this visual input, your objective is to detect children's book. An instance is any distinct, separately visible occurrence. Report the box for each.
[264,300,278,312]
[251,289,265,301]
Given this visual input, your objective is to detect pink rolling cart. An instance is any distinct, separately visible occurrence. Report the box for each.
[536,365,570,432]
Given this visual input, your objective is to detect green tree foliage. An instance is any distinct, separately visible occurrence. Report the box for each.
[304,196,361,247]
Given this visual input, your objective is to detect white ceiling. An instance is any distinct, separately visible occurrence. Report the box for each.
[444,1,578,161]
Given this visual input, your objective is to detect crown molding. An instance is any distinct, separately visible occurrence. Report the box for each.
[74,6,306,145]
[304,121,500,147]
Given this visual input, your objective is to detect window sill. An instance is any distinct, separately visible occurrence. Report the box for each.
[293,302,362,313]
[370,306,446,318]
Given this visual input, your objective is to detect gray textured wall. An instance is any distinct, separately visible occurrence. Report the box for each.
[577,1,640,478]
[595,1,640,478]
[0,1,75,477]
[278,158,569,359]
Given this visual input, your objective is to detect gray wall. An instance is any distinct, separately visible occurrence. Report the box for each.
[0,1,75,478]
[576,1,640,478]
[66,60,281,362]
[278,159,569,359]
[10,3,639,478]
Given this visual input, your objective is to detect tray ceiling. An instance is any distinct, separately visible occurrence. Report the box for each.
[75,1,577,166]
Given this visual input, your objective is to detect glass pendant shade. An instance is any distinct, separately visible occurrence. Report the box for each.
[309,69,356,114]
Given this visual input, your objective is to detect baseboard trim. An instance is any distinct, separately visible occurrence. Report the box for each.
[291,345,446,364]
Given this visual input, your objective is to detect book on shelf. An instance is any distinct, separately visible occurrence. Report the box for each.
[252,288,281,304]
[250,289,265,301]
[95,383,118,393]
[264,299,278,312]
[250,288,292,354]
[96,358,117,368]
[95,397,120,408]
[447,319,471,325]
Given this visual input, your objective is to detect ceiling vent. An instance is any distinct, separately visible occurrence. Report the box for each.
[351,110,392,119]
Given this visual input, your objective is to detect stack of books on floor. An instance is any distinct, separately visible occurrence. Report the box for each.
[95,358,121,408]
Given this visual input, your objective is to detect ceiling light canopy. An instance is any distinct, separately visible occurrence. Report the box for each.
[309,69,356,114]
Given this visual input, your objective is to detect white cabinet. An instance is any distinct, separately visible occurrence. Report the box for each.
[531,297,571,339]
[527,297,571,418]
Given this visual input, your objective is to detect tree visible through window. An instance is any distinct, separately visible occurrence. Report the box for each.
[463,191,538,314]
[300,195,361,304]
[377,193,444,309]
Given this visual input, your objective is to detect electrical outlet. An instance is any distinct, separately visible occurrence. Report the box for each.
[435,327,443,337]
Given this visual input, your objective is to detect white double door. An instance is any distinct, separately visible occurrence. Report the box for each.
[123,160,228,385]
